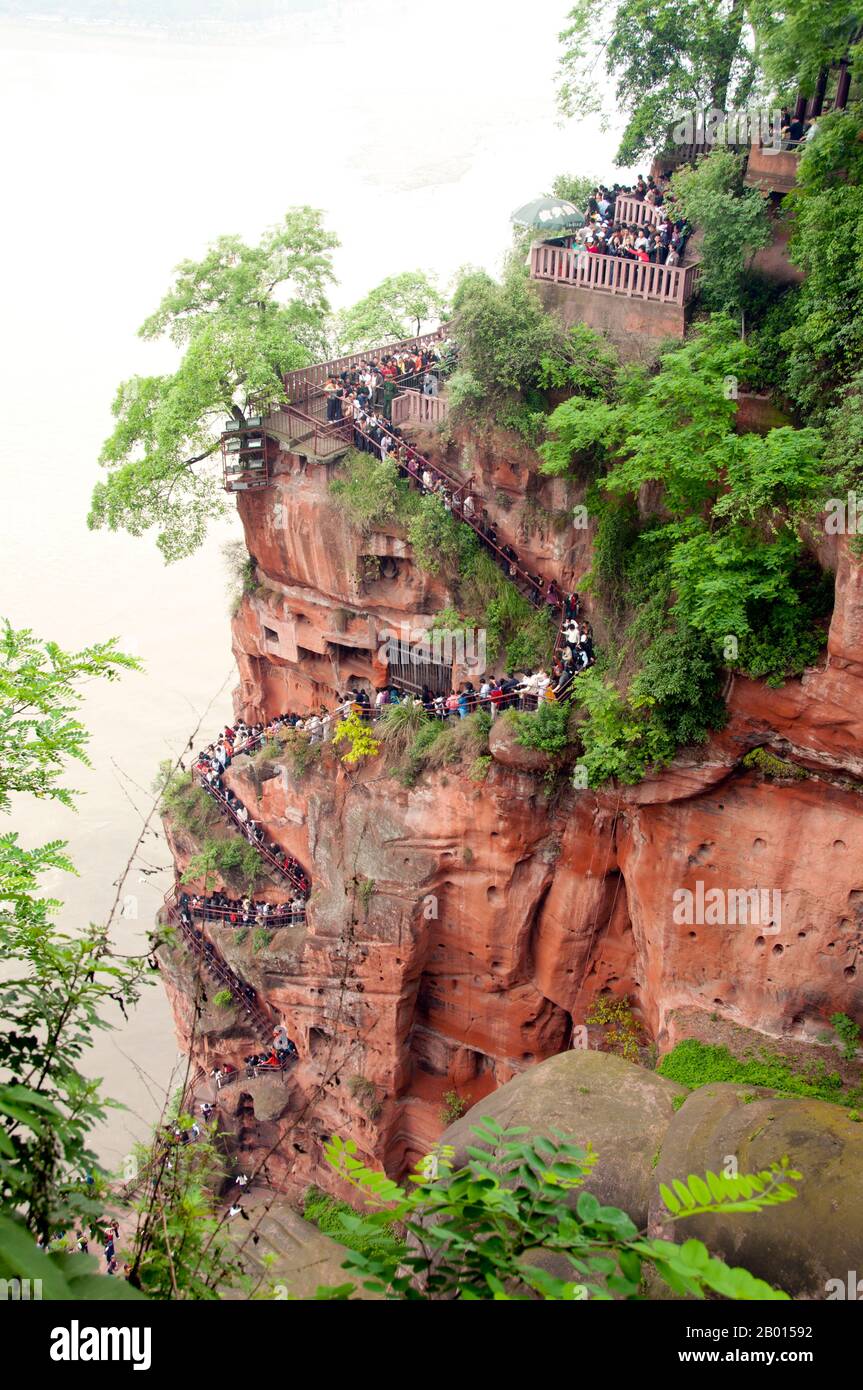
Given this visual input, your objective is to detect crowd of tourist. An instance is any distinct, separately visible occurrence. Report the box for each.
[37,1215,124,1276]
[560,177,693,267]
[181,888,306,926]
[322,337,456,422]
[176,902,264,1013]
[193,732,311,898]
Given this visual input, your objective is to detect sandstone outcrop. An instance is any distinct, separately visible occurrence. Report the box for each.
[159,425,863,1205]
[440,1051,863,1300]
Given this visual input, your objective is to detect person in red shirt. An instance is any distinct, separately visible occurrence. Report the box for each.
[488,681,504,716]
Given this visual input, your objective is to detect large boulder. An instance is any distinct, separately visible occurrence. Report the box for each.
[649,1082,863,1300]
[441,1051,863,1299]
[488,715,554,773]
[441,1049,686,1227]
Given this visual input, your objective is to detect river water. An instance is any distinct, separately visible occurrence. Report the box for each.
[0,2,626,1168]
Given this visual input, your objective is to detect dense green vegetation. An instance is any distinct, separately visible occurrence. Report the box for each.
[669,152,771,311]
[314,1121,799,1300]
[659,1039,863,1109]
[527,311,831,784]
[303,1185,404,1261]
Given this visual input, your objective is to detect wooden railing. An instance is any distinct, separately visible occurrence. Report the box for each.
[530,243,701,306]
[614,195,665,228]
[391,389,449,427]
[283,329,447,401]
[257,403,351,459]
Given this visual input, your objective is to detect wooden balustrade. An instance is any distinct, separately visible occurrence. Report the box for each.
[530,243,700,306]
[614,195,665,227]
[391,389,449,427]
[283,328,447,401]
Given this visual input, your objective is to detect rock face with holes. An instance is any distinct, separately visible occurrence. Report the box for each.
[160,429,863,1202]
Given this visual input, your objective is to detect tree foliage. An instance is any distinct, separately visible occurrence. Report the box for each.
[451,266,565,400]
[336,271,447,351]
[314,1120,797,1300]
[669,151,771,311]
[540,319,832,783]
[779,109,863,416]
[0,622,145,1280]
[556,0,758,164]
[332,711,381,765]
[749,1,863,97]
[89,209,338,560]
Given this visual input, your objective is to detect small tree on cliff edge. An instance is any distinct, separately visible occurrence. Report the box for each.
[336,271,447,352]
[88,208,339,562]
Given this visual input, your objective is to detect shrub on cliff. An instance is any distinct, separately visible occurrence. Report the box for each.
[314,1121,799,1300]
[450,267,616,440]
[183,836,262,894]
[669,151,771,313]
[157,764,221,835]
[330,450,403,531]
[332,710,381,765]
[658,1040,862,1108]
[377,701,429,763]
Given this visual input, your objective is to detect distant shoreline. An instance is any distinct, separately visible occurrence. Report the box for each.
[0,11,320,51]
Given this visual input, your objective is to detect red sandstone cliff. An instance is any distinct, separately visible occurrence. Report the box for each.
[158,431,863,1200]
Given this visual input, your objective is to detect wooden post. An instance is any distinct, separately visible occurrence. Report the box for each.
[835,59,851,111]
[807,67,829,119]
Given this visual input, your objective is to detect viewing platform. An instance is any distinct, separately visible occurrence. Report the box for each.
[530,242,700,352]
[530,243,700,305]
[391,389,448,427]
[744,141,801,197]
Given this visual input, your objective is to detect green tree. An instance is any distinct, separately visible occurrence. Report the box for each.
[0,622,144,1264]
[669,151,771,311]
[556,0,758,165]
[749,1,863,96]
[89,209,339,561]
[780,109,863,416]
[336,271,447,351]
[549,172,603,211]
[451,266,565,400]
[314,1121,799,1300]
